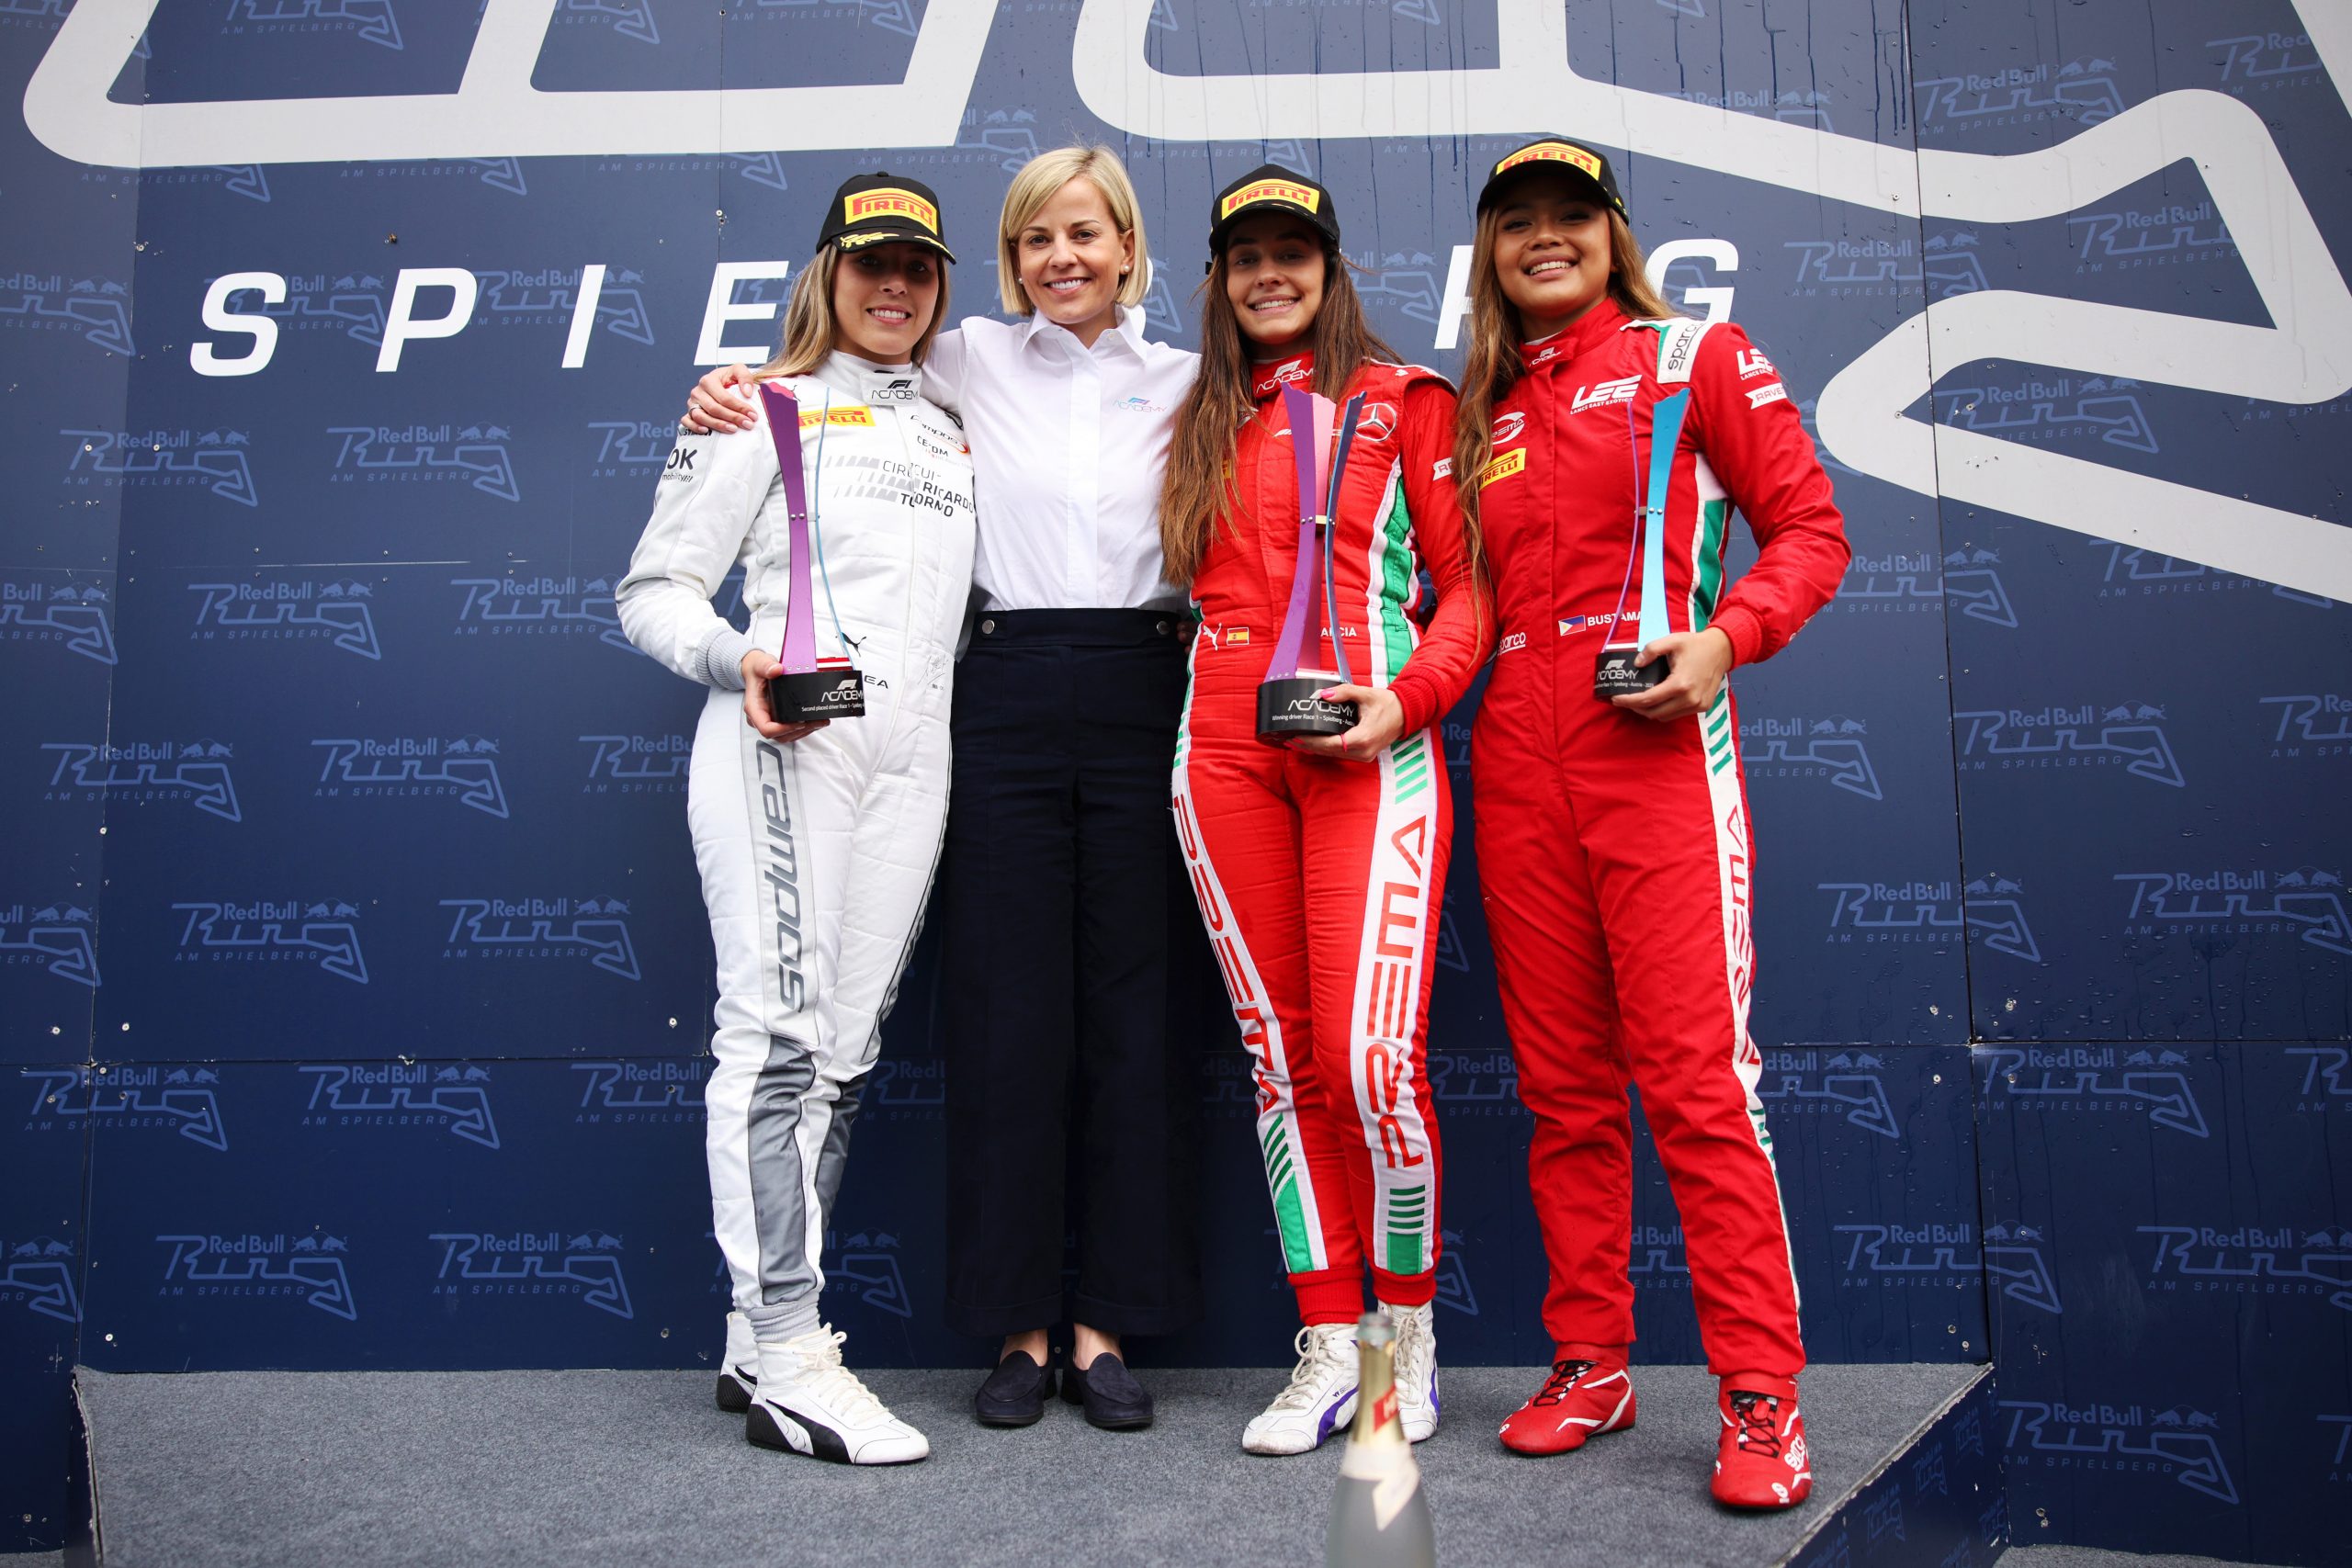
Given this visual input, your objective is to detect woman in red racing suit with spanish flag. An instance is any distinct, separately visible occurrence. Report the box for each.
[1456,138,1849,1508]
[1160,165,1491,1456]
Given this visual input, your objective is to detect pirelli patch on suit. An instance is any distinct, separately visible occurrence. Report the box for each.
[799,405,875,429]
[1479,447,1526,488]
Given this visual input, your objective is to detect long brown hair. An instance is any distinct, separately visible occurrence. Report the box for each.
[1159,243,1401,588]
[1451,207,1672,553]
[755,243,951,379]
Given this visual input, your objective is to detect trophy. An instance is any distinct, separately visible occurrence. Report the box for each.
[1323,1312,1437,1568]
[755,382,865,722]
[1593,386,1693,701]
[1257,385,1369,742]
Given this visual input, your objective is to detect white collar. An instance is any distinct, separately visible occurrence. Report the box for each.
[1021,302,1147,358]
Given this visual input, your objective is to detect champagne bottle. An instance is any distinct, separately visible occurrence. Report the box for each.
[1324,1312,1437,1568]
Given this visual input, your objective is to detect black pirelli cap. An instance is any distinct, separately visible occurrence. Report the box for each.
[1207,164,1341,254]
[1476,137,1626,217]
[815,172,956,262]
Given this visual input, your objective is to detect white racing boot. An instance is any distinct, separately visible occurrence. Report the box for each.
[716,1310,757,1414]
[1385,1301,1440,1442]
[1242,1323,1361,1455]
[745,1325,929,1465]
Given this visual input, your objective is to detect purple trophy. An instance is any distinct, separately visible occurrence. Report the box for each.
[754,382,865,722]
[1256,385,1368,742]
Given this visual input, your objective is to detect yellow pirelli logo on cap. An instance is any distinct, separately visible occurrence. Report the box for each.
[1479,448,1526,488]
[1494,141,1603,182]
[1220,179,1321,220]
[798,405,876,429]
[844,187,939,233]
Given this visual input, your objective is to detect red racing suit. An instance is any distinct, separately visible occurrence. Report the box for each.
[1171,354,1491,1324]
[1471,301,1849,1379]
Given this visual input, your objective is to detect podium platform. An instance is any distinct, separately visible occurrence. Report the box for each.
[69,1362,1999,1566]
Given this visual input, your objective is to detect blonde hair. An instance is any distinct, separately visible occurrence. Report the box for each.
[995,145,1150,316]
[1452,206,1672,549]
[757,243,951,378]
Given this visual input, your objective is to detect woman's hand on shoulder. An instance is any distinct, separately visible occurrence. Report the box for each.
[1611,627,1734,723]
[740,649,829,743]
[684,365,761,434]
[1288,684,1406,761]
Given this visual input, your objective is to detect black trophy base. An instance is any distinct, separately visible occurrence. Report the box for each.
[1593,643,1668,701]
[767,665,866,723]
[1257,675,1358,743]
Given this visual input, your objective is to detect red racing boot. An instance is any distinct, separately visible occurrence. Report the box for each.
[1712,1377,1812,1508]
[1498,1346,1637,1456]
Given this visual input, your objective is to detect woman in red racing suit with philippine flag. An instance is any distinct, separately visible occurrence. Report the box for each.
[1455,137,1849,1508]
[1159,165,1491,1456]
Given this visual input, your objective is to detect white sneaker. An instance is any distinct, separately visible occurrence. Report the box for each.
[1242,1323,1360,1455]
[717,1310,757,1414]
[746,1325,929,1465]
[1384,1301,1440,1442]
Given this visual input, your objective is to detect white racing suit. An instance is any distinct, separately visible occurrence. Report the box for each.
[619,350,976,1344]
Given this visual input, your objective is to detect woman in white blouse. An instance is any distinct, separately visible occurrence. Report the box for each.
[687,146,1206,1432]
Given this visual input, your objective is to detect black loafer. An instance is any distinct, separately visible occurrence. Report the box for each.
[975,1351,1056,1427]
[1061,1353,1153,1430]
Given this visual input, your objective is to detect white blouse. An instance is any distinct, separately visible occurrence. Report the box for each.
[923,306,1198,615]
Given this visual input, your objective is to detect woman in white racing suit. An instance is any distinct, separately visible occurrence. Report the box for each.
[617,173,976,1466]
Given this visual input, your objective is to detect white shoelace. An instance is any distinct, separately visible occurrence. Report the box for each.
[1389,1306,1432,1390]
[1265,1325,1357,1413]
[780,1327,890,1425]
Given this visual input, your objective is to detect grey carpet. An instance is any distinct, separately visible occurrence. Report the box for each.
[79,1363,1974,1568]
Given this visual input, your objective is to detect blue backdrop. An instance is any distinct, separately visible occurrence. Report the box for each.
[2,1,2346,1561]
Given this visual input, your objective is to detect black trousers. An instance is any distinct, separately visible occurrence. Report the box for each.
[941,609,1209,1339]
